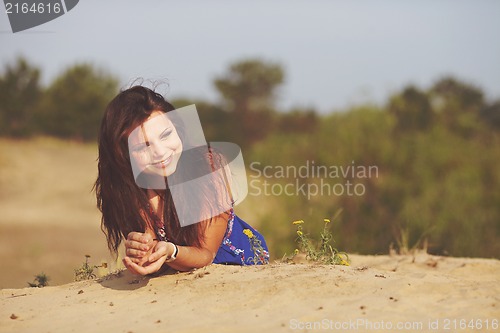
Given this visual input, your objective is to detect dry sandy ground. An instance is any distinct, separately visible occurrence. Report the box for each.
[1,253,499,333]
[0,138,113,289]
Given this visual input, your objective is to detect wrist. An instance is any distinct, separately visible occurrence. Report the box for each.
[165,242,178,262]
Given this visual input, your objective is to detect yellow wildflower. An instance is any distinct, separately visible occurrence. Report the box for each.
[324,218,331,224]
[243,229,254,238]
[339,259,350,266]
[297,230,303,236]
[294,249,300,255]
[292,220,304,225]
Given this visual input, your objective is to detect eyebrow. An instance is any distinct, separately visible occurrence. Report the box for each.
[131,141,148,150]
[160,127,172,137]
[132,126,172,148]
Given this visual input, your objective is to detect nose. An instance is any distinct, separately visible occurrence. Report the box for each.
[150,140,170,160]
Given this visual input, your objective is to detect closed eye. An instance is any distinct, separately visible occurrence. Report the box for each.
[160,128,173,140]
[132,143,148,153]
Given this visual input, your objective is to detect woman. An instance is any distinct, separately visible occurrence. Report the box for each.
[95,86,269,276]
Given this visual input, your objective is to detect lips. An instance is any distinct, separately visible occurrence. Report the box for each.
[152,155,173,169]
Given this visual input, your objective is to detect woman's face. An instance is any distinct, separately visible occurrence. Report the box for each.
[128,111,183,178]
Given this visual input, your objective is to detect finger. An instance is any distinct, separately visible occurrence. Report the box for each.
[125,239,151,252]
[123,257,156,275]
[127,232,153,244]
[122,257,143,275]
[128,255,150,266]
[129,257,143,264]
[125,248,148,258]
[148,249,166,263]
[142,258,165,274]
[124,257,160,275]
[126,232,144,241]
[148,242,169,263]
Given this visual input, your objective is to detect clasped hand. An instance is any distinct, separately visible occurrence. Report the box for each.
[122,232,171,275]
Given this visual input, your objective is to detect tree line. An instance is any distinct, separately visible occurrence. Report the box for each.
[0,57,318,146]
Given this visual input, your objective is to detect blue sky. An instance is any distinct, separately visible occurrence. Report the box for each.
[1,0,499,113]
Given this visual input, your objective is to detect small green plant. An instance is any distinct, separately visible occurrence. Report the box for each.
[286,209,350,266]
[391,224,434,255]
[243,229,269,265]
[74,255,104,281]
[28,273,50,288]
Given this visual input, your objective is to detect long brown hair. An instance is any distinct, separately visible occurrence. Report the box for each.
[95,86,227,254]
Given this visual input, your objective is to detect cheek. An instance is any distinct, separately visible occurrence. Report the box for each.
[170,135,183,152]
[176,138,183,151]
[131,152,149,167]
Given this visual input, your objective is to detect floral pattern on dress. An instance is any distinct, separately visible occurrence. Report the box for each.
[221,208,246,265]
[216,208,270,265]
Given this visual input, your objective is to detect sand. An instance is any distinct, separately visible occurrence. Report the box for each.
[1,253,499,333]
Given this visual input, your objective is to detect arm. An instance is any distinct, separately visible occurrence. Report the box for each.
[123,213,228,275]
[166,213,228,271]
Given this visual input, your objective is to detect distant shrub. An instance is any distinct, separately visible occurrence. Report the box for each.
[28,273,49,288]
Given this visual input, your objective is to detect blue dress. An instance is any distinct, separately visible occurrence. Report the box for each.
[213,209,270,265]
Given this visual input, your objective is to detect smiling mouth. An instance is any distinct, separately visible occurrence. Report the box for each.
[152,155,173,168]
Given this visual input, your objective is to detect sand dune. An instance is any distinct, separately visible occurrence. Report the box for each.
[1,253,499,333]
